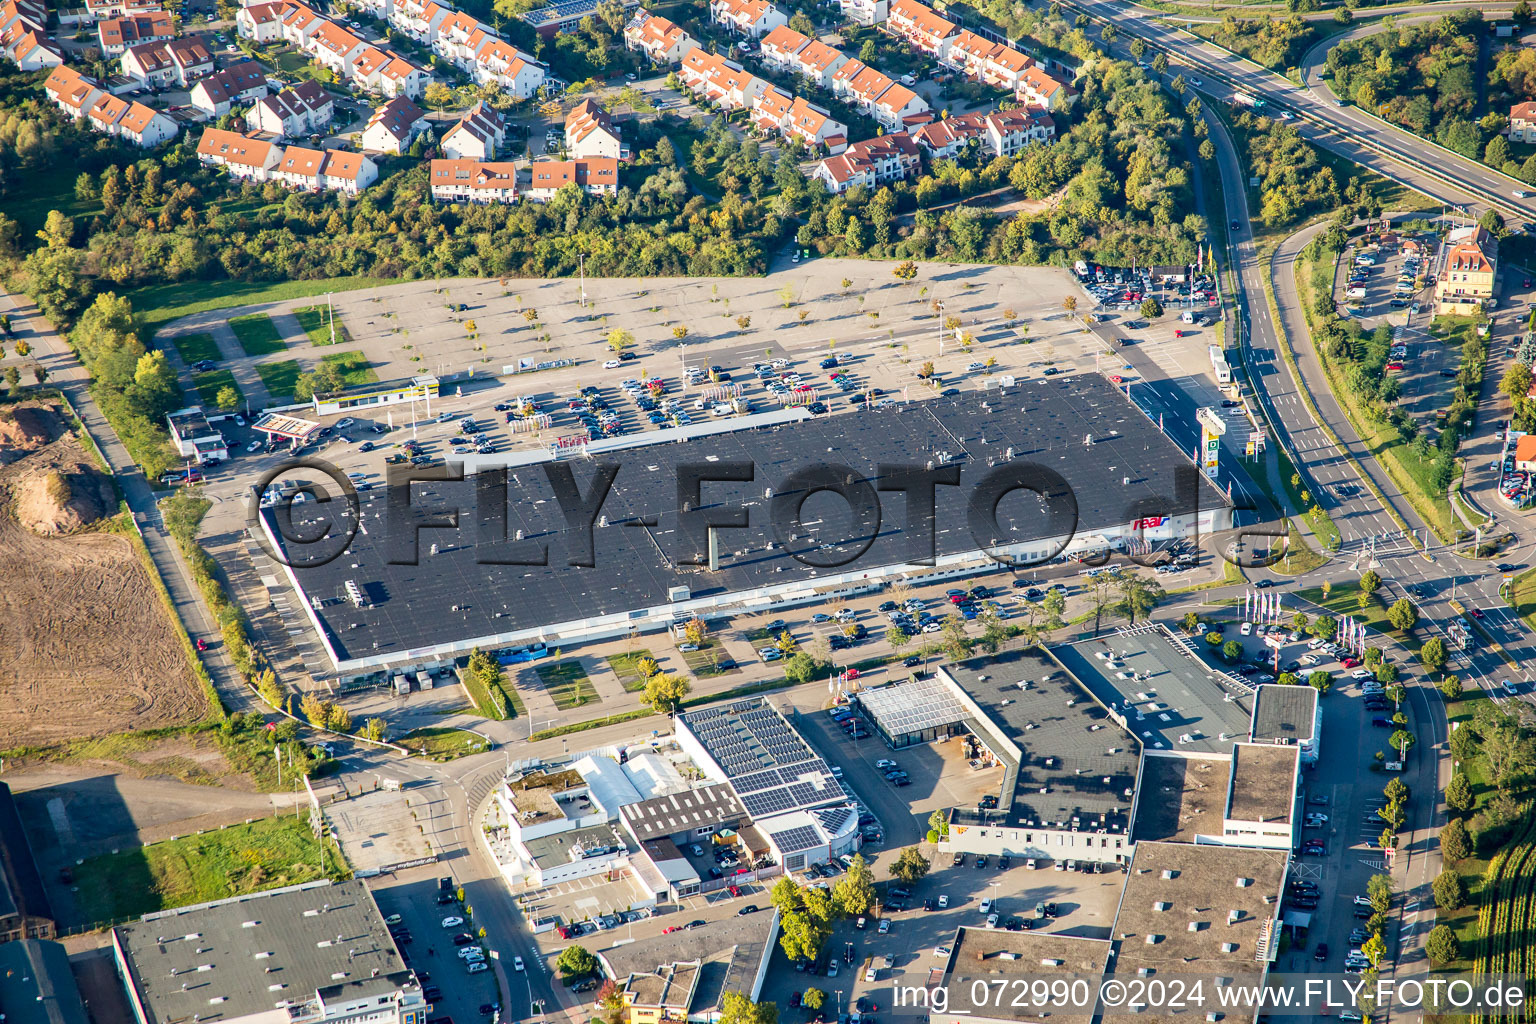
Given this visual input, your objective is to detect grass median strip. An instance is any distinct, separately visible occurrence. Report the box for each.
[294,304,351,347]
[255,359,302,401]
[321,350,378,387]
[192,369,242,409]
[535,660,600,710]
[170,332,221,365]
[397,726,492,760]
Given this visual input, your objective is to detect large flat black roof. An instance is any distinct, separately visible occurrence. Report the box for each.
[272,377,1228,667]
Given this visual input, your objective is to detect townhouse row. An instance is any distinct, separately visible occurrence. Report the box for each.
[756,21,926,130]
[44,64,179,145]
[236,0,430,98]
[0,0,63,69]
[812,107,1053,192]
[196,125,377,190]
[886,0,1070,109]
[342,0,547,98]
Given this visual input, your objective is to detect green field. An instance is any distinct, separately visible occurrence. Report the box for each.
[70,815,348,926]
[397,727,492,760]
[294,304,351,346]
[192,369,243,409]
[1510,568,1536,632]
[321,350,378,387]
[534,660,600,710]
[606,650,656,693]
[131,277,392,343]
[255,359,303,400]
[229,314,288,356]
[170,332,222,365]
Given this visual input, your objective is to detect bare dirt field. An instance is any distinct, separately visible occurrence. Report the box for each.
[0,402,207,749]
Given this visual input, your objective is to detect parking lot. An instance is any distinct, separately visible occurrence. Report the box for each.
[755,857,1125,1022]
[370,869,502,1024]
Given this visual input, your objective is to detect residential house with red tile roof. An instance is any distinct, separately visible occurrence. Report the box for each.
[236,0,297,42]
[430,158,519,203]
[96,10,172,54]
[813,132,918,192]
[250,80,334,136]
[1,20,59,67]
[886,0,956,58]
[119,40,173,85]
[470,37,544,97]
[87,91,179,145]
[277,2,324,47]
[196,127,283,180]
[758,23,808,68]
[311,20,368,76]
[1435,224,1498,315]
[525,158,619,200]
[945,29,1031,91]
[391,0,451,42]
[751,86,847,149]
[82,0,161,22]
[360,95,426,153]
[1512,101,1536,144]
[441,99,505,160]
[272,144,377,192]
[44,65,103,119]
[710,0,786,37]
[871,80,925,130]
[352,45,429,97]
[785,38,849,88]
[565,98,628,160]
[985,106,1054,154]
[1016,62,1069,110]
[911,111,986,158]
[432,9,484,59]
[678,46,767,111]
[623,10,695,64]
[189,60,269,117]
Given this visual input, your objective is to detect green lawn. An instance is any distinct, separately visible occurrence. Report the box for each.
[69,815,347,926]
[534,660,601,710]
[321,350,378,387]
[192,369,243,409]
[607,650,656,693]
[255,360,303,401]
[397,727,492,760]
[229,314,288,356]
[170,332,222,365]
[129,277,392,343]
[294,304,351,347]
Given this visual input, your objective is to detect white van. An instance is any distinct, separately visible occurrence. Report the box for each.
[1180,310,1195,324]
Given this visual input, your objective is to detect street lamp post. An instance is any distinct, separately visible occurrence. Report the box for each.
[579,253,588,308]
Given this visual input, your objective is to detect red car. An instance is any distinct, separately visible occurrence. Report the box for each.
[1386,362,1404,372]
[728,885,741,897]
[1470,607,1485,619]
[663,926,681,934]
[195,638,208,651]
[1341,656,1360,668]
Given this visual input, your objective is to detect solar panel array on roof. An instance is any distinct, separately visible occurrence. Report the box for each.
[768,824,823,853]
[858,675,967,738]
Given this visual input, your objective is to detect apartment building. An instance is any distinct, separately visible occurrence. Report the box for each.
[710,0,786,37]
[0,0,60,66]
[814,131,918,192]
[945,29,1031,91]
[196,127,284,180]
[1017,62,1069,109]
[469,37,544,97]
[525,158,618,200]
[188,60,269,117]
[353,45,429,97]
[565,98,628,160]
[984,106,1054,154]
[235,0,296,43]
[430,158,519,202]
[96,10,172,54]
[391,0,450,42]
[623,10,695,64]
[886,0,956,58]
[249,80,333,137]
[836,0,886,25]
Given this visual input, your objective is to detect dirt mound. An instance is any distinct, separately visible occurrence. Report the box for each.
[0,405,63,464]
[13,457,113,536]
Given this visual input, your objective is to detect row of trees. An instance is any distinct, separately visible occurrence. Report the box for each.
[770,850,931,964]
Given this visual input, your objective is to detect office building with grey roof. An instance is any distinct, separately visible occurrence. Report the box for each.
[1248,683,1320,763]
[595,909,776,1014]
[112,879,425,1024]
[262,378,1232,680]
[934,926,1110,1024]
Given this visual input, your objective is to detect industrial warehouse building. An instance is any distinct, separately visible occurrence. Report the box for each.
[262,377,1233,681]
